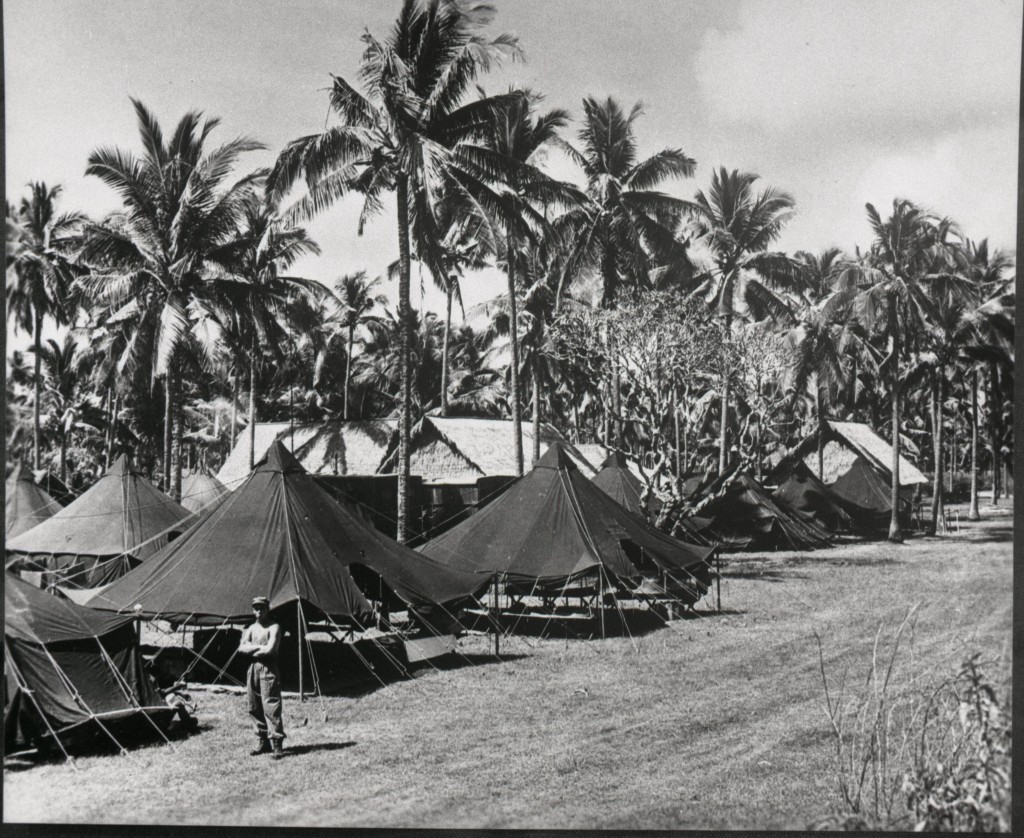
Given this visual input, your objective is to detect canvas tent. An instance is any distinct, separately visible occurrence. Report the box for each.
[829,456,913,534]
[4,573,174,758]
[6,464,63,538]
[89,442,490,626]
[421,443,715,607]
[5,456,193,589]
[771,460,857,533]
[179,466,230,513]
[691,469,833,551]
[592,452,662,518]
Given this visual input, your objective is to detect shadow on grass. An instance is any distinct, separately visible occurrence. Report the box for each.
[722,568,810,583]
[281,741,356,757]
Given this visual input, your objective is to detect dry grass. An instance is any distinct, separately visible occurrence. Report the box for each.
[3,505,1012,830]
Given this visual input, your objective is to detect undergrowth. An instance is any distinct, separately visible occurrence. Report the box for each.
[810,607,1011,831]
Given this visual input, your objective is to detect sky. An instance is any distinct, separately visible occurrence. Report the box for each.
[5,0,1021,348]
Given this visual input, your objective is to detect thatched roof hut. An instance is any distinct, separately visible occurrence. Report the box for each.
[771,420,927,486]
[216,420,397,486]
[377,416,597,484]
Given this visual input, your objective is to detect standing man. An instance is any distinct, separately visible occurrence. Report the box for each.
[239,596,285,759]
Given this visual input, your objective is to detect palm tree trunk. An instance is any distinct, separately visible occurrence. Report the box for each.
[249,336,258,471]
[673,384,681,493]
[163,373,173,493]
[172,365,183,502]
[888,299,903,543]
[505,231,524,477]
[33,311,43,470]
[396,178,413,543]
[929,368,946,534]
[969,366,981,520]
[230,372,238,452]
[987,359,1000,506]
[60,434,68,483]
[345,324,355,421]
[440,283,452,417]
[816,380,826,480]
[108,391,120,467]
[531,361,541,466]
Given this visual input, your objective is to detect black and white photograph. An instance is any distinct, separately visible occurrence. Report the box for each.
[2,0,1018,830]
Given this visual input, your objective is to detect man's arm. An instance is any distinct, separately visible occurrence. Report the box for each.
[238,626,258,655]
[251,623,281,659]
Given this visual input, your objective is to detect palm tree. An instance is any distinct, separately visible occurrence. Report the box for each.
[78,99,263,499]
[207,192,322,468]
[331,271,386,421]
[683,167,800,475]
[831,199,958,542]
[6,183,86,468]
[266,0,520,541]
[462,88,579,473]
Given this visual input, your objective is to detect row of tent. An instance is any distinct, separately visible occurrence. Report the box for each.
[4,441,717,757]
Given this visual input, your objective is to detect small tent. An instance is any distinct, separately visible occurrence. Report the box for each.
[179,466,230,513]
[4,573,173,757]
[420,443,715,606]
[829,456,913,534]
[771,460,856,533]
[591,452,662,519]
[89,442,489,626]
[5,455,193,589]
[6,465,63,538]
[692,469,833,551]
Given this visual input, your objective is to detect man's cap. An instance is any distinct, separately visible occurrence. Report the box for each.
[252,596,270,608]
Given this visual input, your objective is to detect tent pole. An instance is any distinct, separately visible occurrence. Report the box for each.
[493,575,500,659]
[716,552,722,614]
[599,568,606,639]
[297,608,304,703]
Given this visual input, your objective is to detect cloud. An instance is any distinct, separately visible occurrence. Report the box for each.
[694,0,1021,139]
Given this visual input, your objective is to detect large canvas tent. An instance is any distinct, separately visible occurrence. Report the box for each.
[691,469,833,551]
[4,573,174,758]
[421,443,716,607]
[6,464,63,538]
[89,442,490,626]
[5,456,193,589]
[829,456,913,534]
[179,466,230,514]
[771,460,857,533]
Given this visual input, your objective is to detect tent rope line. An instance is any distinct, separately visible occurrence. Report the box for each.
[3,639,79,770]
[92,637,178,752]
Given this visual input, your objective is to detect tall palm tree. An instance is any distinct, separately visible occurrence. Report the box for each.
[330,271,386,421]
[683,167,800,475]
[831,199,957,542]
[266,0,520,541]
[78,98,263,499]
[207,192,322,468]
[6,183,86,468]
[462,88,578,473]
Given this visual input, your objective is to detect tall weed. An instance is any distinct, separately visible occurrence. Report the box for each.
[812,608,1011,831]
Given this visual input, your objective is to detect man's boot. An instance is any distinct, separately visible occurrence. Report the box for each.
[250,738,271,756]
[271,739,284,760]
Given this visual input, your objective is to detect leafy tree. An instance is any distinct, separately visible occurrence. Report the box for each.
[6,183,86,468]
[78,99,262,499]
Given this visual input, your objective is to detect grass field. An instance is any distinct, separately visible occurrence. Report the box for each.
[4,504,1013,829]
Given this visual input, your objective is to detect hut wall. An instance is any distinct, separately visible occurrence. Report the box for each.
[314,475,423,541]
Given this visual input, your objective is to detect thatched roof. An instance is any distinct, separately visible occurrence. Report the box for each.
[216,420,397,486]
[776,420,928,486]
[378,416,597,484]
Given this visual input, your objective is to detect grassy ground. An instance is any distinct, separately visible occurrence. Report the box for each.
[4,504,1012,829]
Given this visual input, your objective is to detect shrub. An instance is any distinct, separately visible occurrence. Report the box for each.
[811,608,1011,831]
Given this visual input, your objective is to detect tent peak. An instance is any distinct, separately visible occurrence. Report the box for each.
[535,441,578,471]
[256,440,307,474]
[599,451,630,470]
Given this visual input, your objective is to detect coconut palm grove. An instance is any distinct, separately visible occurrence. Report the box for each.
[3,0,1015,830]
